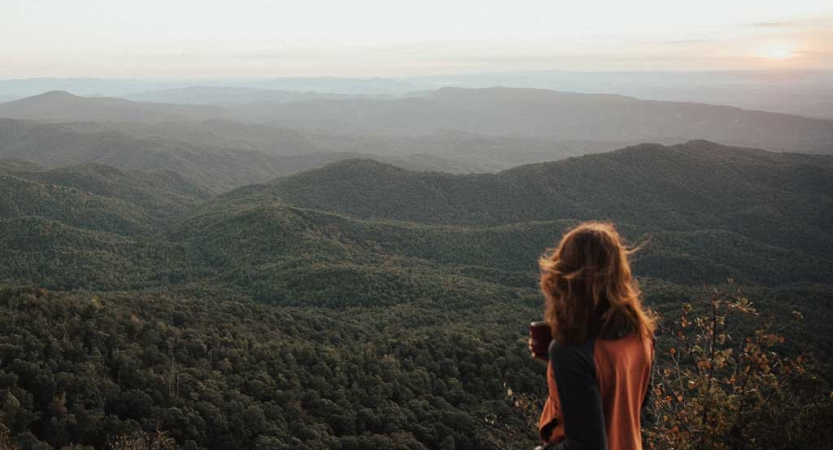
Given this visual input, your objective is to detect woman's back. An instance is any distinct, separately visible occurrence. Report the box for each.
[593,334,653,450]
[541,333,653,450]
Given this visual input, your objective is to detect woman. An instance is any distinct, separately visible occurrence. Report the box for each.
[532,222,655,450]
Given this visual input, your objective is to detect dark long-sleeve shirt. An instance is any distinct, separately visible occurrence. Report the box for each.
[538,333,654,450]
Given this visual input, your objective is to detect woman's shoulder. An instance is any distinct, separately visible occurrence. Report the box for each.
[549,333,653,374]
[595,332,654,365]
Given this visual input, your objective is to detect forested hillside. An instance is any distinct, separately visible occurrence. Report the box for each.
[258,141,833,260]
[0,141,831,449]
[0,160,211,233]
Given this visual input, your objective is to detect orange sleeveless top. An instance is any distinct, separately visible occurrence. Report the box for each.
[538,333,654,450]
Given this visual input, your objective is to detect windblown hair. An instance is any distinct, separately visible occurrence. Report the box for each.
[539,222,655,344]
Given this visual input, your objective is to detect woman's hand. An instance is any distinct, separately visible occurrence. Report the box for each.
[529,338,549,362]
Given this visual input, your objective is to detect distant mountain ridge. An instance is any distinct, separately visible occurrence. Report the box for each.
[246,87,833,153]
[3,71,831,118]
[2,88,832,155]
[0,90,223,123]
[125,86,395,104]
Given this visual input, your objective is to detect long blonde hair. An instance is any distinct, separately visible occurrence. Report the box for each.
[539,222,655,343]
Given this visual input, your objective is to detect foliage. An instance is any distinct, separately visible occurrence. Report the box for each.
[1,424,19,450]
[0,286,543,450]
[647,283,833,450]
[110,432,177,450]
[0,161,210,235]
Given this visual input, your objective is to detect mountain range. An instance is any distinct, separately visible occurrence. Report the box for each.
[0,85,832,450]
[2,88,832,158]
[2,71,832,120]
[1,138,831,450]
[2,140,830,292]
[0,118,532,191]
[250,87,833,153]
[2,140,830,355]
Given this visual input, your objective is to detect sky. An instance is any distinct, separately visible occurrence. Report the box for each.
[1,0,832,78]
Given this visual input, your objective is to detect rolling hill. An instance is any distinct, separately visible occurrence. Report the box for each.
[0,159,212,234]
[4,140,828,292]
[246,141,833,258]
[0,118,300,191]
[0,118,531,191]
[3,140,827,288]
[0,119,389,191]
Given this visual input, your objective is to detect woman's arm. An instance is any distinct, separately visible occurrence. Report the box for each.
[641,338,657,427]
[545,340,607,450]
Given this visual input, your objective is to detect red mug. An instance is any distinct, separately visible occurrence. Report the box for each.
[530,321,553,359]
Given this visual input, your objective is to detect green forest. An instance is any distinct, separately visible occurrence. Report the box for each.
[0,140,832,449]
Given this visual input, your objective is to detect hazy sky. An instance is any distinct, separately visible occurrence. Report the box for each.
[2,0,832,78]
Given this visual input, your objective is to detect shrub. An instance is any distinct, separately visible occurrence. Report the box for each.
[647,282,833,450]
[110,432,178,450]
